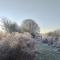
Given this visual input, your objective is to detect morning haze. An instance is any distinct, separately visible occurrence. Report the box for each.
[0,0,60,33]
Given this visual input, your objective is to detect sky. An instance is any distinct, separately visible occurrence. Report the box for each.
[0,0,60,33]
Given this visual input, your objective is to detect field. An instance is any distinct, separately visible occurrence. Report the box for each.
[35,41,60,60]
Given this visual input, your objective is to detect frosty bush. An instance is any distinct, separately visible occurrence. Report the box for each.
[0,32,36,60]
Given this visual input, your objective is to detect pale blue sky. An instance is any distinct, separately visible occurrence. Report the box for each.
[0,0,60,33]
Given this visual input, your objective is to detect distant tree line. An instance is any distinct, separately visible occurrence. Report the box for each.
[1,18,40,38]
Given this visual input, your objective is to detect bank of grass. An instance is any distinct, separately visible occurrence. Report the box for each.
[36,42,60,60]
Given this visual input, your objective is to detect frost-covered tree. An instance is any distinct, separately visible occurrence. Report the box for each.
[21,19,40,34]
[2,18,21,33]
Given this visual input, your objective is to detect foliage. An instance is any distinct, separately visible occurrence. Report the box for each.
[42,39,48,44]
[21,19,40,34]
[2,18,21,33]
[0,32,36,60]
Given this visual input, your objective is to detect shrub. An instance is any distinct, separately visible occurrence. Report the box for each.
[42,39,48,44]
[0,32,36,60]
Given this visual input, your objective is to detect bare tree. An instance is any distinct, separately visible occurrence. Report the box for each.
[2,18,21,33]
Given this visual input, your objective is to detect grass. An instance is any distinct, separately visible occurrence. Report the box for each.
[35,41,60,60]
